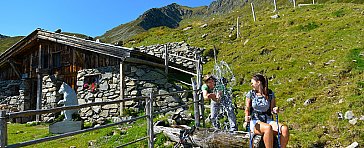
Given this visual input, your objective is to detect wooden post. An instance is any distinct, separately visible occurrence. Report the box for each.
[146,92,154,148]
[119,61,125,116]
[36,44,43,122]
[197,56,205,127]
[273,0,277,12]
[164,44,169,75]
[236,17,239,39]
[293,0,296,8]
[0,111,7,147]
[191,78,200,127]
[251,3,256,22]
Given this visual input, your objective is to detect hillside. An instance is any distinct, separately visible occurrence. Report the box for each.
[0,36,24,53]
[97,3,207,44]
[123,2,364,147]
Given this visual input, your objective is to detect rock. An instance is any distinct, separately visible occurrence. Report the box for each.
[70,146,76,148]
[344,111,354,120]
[102,73,113,80]
[126,80,135,86]
[76,81,83,87]
[92,106,101,113]
[337,112,343,120]
[100,110,109,117]
[324,60,335,66]
[112,117,122,123]
[303,98,315,106]
[270,14,280,19]
[286,98,294,103]
[200,24,208,28]
[99,83,109,91]
[102,104,118,109]
[338,98,344,104]
[359,115,364,121]
[349,118,358,125]
[346,142,359,148]
[202,34,208,38]
[183,27,192,31]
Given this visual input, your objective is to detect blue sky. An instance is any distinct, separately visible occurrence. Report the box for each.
[0,0,213,37]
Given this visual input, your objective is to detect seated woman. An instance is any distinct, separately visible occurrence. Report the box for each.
[245,74,289,148]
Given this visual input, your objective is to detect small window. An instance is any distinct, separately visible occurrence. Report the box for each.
[83,75,100,93]
[53,52,61,68]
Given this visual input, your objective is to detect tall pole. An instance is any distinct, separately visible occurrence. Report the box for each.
[251,3,256,22]
[0,111,7,147]
[236,17,239,39]
[36,44,43,122]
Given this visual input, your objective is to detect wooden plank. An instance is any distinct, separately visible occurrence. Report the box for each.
[164,44,169,75]
[36,43,42,122]
[8,96,148,118]
[119,62,125,116]
[8,60,22,79]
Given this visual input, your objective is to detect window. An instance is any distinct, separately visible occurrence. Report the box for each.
[53,52,61,68]
[83,75,100,93]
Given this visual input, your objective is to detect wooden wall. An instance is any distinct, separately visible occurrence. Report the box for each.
[0,40,121,90]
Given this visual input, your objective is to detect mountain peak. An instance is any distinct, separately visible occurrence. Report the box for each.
[0,34,9,39]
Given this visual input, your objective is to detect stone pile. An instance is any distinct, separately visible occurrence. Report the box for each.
[134,42,204,69]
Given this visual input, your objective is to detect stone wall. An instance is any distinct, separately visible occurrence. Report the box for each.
[134,41,203,69]
[75,64,188,125]
[0,80,22,111]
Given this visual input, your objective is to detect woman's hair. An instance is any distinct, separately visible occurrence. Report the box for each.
[203,74,215,83]
[252,74,269,99]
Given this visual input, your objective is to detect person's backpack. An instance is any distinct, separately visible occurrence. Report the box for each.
[249,89,274,117]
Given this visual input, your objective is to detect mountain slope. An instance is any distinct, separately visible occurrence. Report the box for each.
[123,2,364,147]
[0,36,24,53]
[97,3,207,44]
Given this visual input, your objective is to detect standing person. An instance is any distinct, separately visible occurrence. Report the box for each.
[202,74,237,131]
[245,74,289,147]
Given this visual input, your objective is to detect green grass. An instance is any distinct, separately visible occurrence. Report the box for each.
[0,36,24,53]
[3,1,364,147]
[121,2,364,147]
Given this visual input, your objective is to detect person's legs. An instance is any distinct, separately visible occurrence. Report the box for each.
[210,101,221,129]
[269,121,290,148]
[254,122,274,148]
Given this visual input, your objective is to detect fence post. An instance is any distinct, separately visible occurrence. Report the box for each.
[293,0,296,8]
[251,2,256,22]
[273,0,277,12]
[147,93,154,148]
[164,44,169,75]
[191,78,200,127]
[119,61,125,116]
[197,56,205,127]
[0,111,7,147]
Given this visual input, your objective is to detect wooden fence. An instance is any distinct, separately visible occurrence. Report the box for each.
[0,88,203,148]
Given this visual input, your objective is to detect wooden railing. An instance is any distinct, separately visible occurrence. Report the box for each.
[0,87,203,148]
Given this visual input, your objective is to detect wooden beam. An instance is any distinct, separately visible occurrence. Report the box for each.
[36,44,43,121]
[119,61,125,116]
[8,60,22,79]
